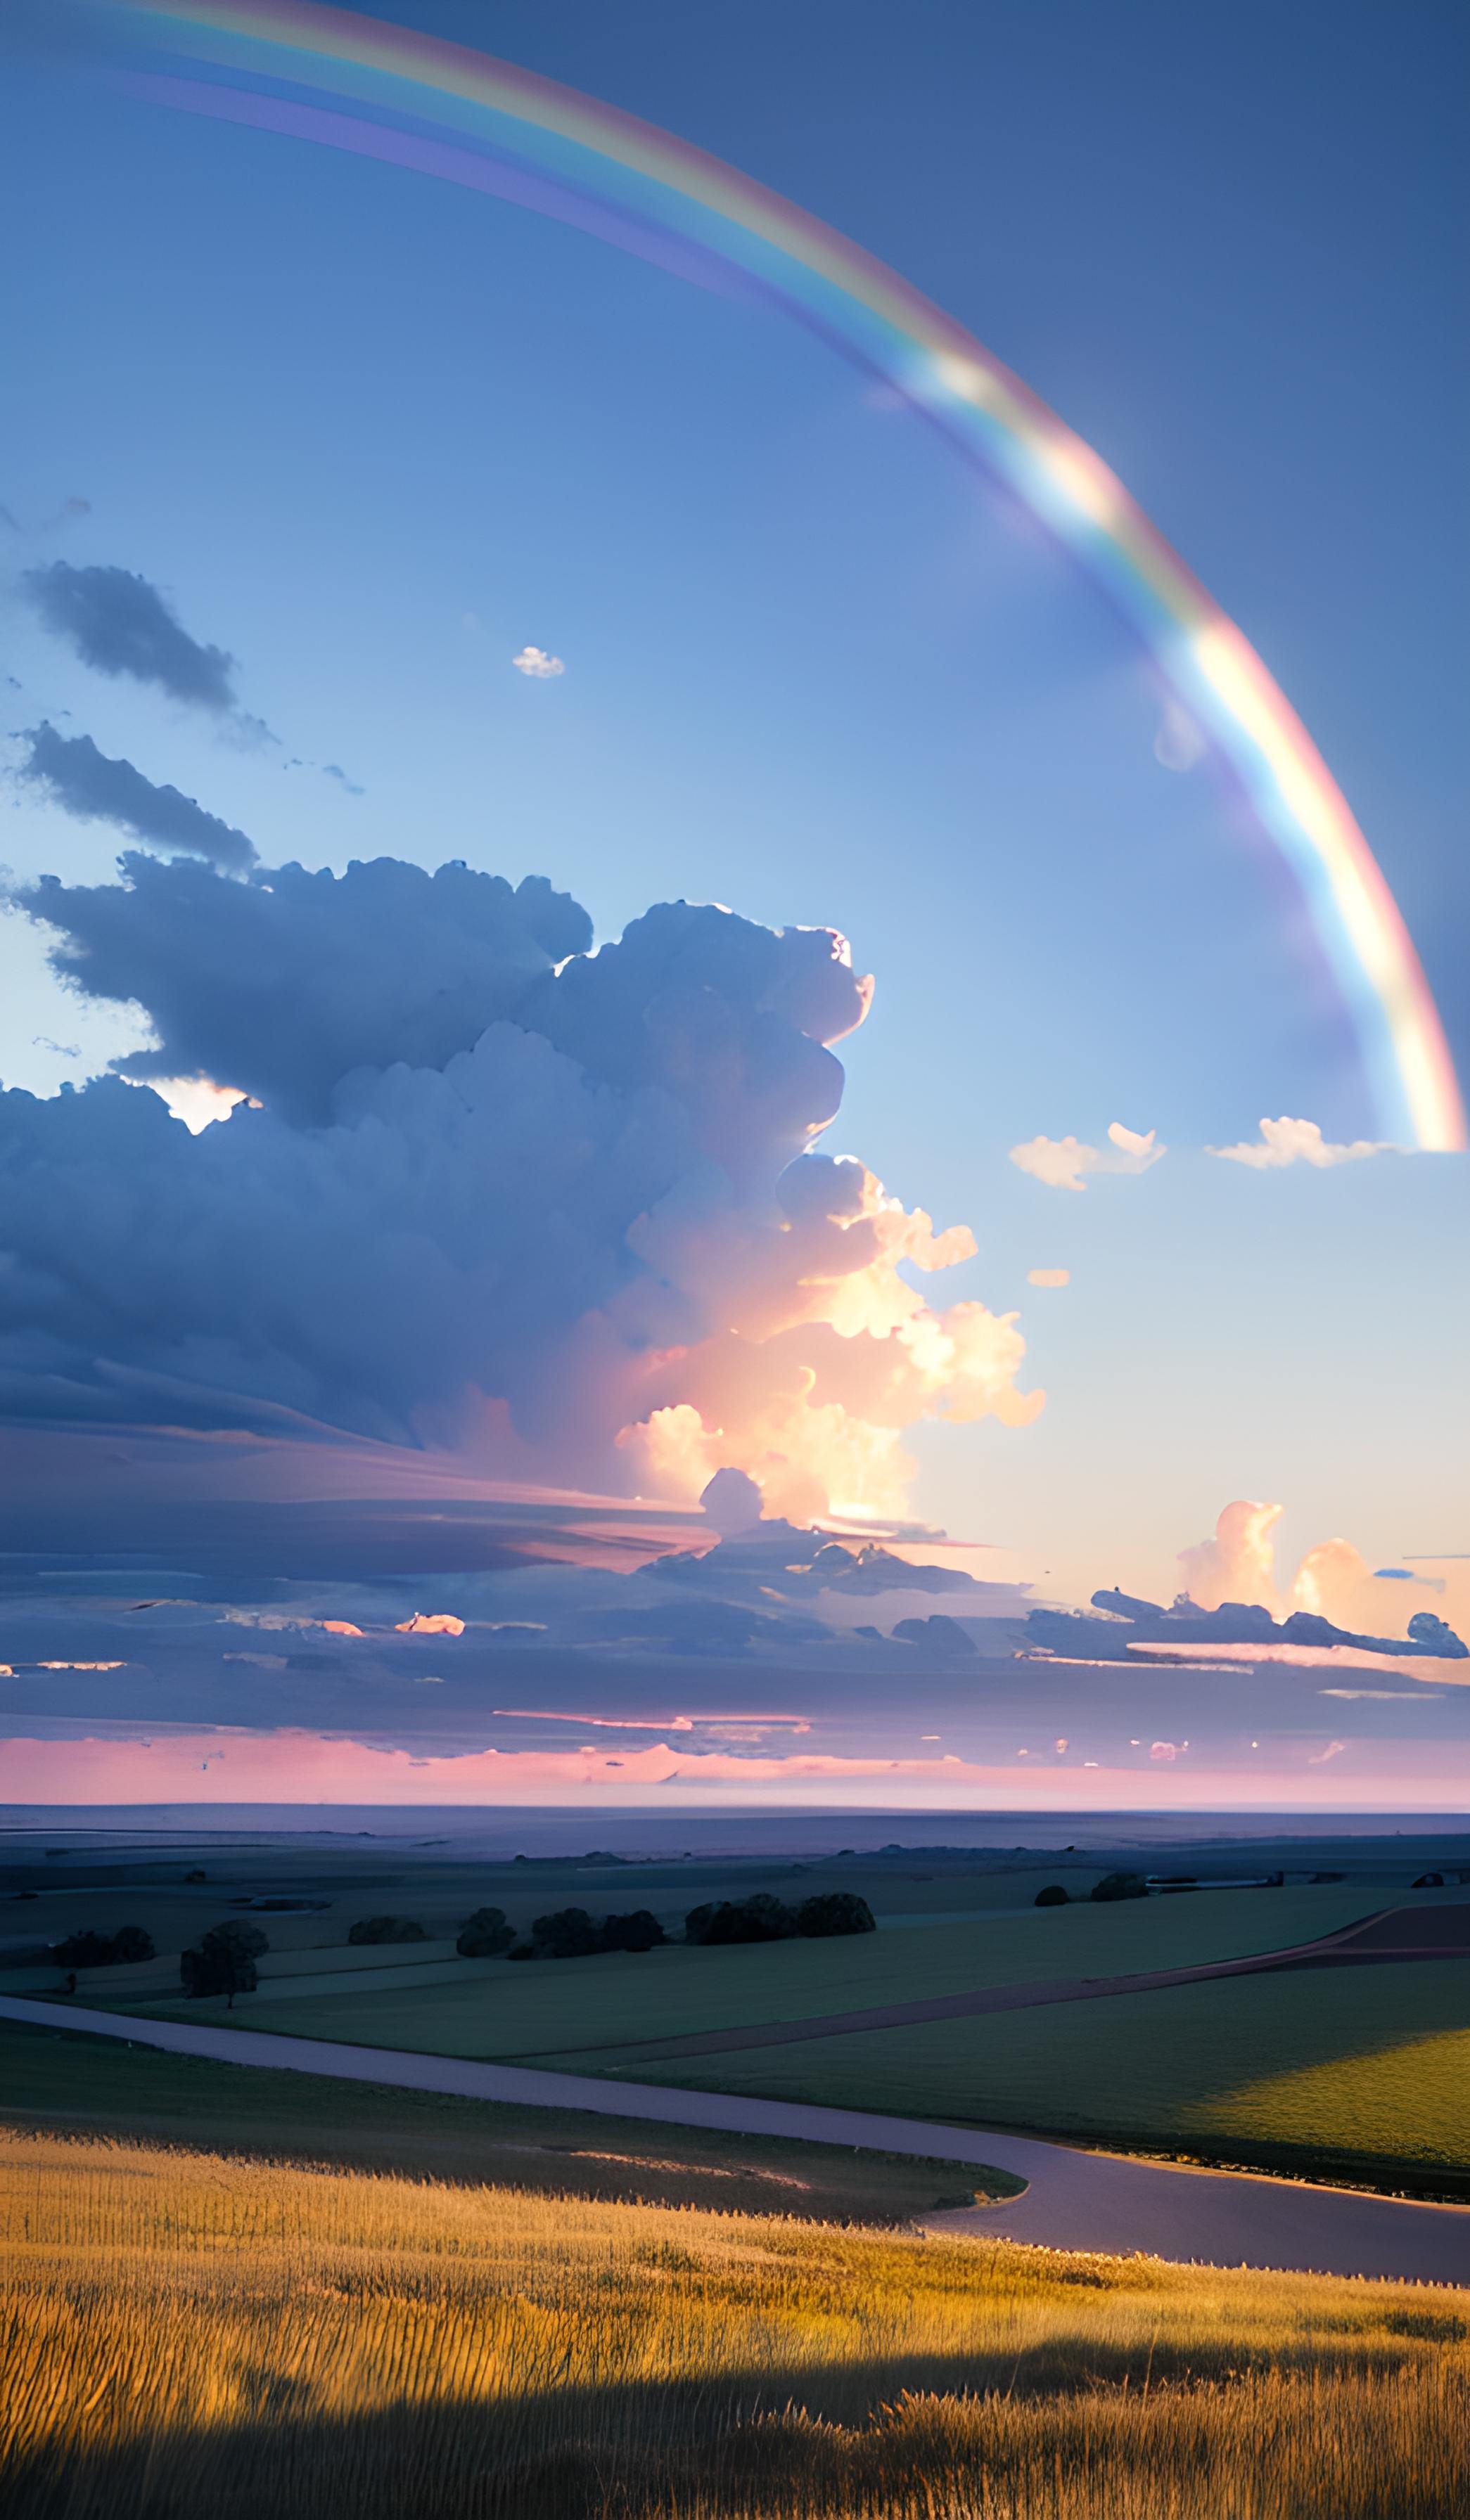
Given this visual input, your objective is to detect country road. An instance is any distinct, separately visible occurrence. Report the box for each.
[3,1993,1466,2287]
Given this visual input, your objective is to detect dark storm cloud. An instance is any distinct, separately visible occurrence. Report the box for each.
[23,562,240,711]
[17,724,257,872]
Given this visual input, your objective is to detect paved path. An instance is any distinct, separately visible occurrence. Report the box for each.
[558,1903,1470,2065]
[2,1994,1466,2288]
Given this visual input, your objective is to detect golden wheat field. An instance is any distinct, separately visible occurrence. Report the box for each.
[2,2130,1467,2519]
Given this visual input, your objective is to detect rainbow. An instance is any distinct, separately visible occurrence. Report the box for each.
[76,0,1464,1148]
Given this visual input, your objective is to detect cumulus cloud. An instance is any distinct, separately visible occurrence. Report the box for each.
[1009,1121,1163,1192]
[15,725,257,871]
[1177,1499,1283,1614]
[0,861,1041,1524]
[513,646,564,678]
[23,562,240,712]
[1027,1268,1069,1288]
[22,854,591,1125]
[1208,1117,1394,1169]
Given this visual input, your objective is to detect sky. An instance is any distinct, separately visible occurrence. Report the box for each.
[0,0,1465,1806]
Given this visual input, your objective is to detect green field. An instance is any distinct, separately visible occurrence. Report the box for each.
[618,1958,1470,2188]
[0,2019,1010,2221]
[116,1882,1412,2055]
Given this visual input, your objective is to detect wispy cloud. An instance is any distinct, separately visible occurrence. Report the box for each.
[513,646,565,679]
[1026,1267,1070,1287]
[1009,1121,1163,1192]
[16,724,257,870]
[1208,1117,1395,1169]
[23,562,239,712]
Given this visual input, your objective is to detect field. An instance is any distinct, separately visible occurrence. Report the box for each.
[0,2020,1012,2223]
[8,1837,1466,2192]
[3,2128,1466,2519]
[623,1958,1470,2189]
[110,1882,1426,2050]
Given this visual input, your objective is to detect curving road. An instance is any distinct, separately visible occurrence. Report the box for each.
[1,1993,1466,2287]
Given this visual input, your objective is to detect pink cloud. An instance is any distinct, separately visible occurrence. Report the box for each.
[395,1613,466,1637]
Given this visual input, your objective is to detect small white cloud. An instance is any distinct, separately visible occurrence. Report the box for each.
[1009,1123,1163,1192]
[1027,1268,1070,1288]
[1208,1117,1394,1170]
[1153,699,1207,771]
[1308,1738,1348,1763]
[1149,1740,1179,1761]
[513,646,565,679]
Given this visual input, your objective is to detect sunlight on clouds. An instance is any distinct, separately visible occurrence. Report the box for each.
[512,645,565,678]
[1009,1121,1163,1191]
[1027,1268,1070,1287]
[1178,1499,1283,1613]
[1208,1116,1395,1169]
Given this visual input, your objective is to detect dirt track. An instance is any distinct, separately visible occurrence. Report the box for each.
[1,1992,1466,2286]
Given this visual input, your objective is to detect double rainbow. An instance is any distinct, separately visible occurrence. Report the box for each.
[77,0,1464,1147]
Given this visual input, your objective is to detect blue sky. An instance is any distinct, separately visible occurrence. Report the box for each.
[1,0,1465,1606]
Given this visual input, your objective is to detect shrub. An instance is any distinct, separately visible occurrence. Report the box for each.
[601,1909,666,1953]
[1090,1871,1149,1903]
[347,1916,428,1945]
[108,1924,156,1963]
[530,1907,603,1960]
[794,1893,876,1938]
[180,1921,268,2002]
[685,1894,797,1946]
[456,1906,515,1958]
[1035,1884,1069,1907]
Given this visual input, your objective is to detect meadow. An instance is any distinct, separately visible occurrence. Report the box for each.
[2,2128,1466,2519]
[622,1958,1470,2191]
[125,1881,1416,2053]
[0,2019,1009,2223]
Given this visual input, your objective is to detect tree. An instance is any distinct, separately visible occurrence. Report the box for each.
[685,1894,796,1946]
[180,1921,268,2004]
[1089,1872,1148,1903]
[347,1916,428,1945]
[53,1925,156,1968]
[601,1910,666,1953]
[530,1907,603,1960]
[456,1906,515,1958]
[794,1893,876,1939]
[1034,1886,1069,1908]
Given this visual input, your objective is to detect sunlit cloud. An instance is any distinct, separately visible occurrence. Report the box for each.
[1308,1739,1348,1764]
[512,645,565,678]
[394,1613,466,1637]
[1027,1268,1070,1287]
[1177,1498,1282,1613]
[1009,1121,1163,1192]
[1208,1117,1394,1169]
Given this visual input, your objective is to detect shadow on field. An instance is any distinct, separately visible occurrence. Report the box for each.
[7,2352,1466,2520]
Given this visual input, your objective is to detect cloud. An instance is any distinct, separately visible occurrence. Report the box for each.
[1208,1117,1394,1169]
[21,853,590,1125]
[1027,1268,1069,1288]
[322,764,364,795]
[15,724,257,871]
[1308,1738,1347,1764]
[23,562,239,712]
[0,863,1040,1524]
[513,646,564,678]
[395,1613,466,1636]
[1009,1121,1163,1192]
[1177,1499,1283,1614]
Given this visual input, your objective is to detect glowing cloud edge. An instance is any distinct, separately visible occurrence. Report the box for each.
[80,0,1465,1150]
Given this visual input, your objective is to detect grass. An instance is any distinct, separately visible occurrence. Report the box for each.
[0,2021,1010,2223]
[117,1883,1412,2055]
[2,2128,1466,2518]
[622,1959,1470,2192]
